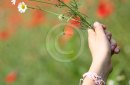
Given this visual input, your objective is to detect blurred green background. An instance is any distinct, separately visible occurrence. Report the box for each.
[0,0,130,85]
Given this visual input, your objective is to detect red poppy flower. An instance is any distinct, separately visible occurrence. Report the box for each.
[64,17,80,35]
[64,25,74,36]
[69,17,81,27]
[59,17,81,45]
[97,0,114,18]
[5,71,17,84]
[59,34,72,46]
[0,29,14,41]
[8,14,22,27]
[63,0,70,3]
[29,10,46,27]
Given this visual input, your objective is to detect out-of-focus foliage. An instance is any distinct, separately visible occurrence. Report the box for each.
[0,0,130,85]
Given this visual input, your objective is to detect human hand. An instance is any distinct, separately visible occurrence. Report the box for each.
[87,22,120,81]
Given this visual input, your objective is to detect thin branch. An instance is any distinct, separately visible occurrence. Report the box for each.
[28,6,59,16]
[29,0,57,6]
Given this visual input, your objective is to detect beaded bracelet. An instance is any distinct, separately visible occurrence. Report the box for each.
[79,72,106,85]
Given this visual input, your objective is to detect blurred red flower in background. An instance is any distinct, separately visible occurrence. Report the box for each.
[8,14,22,28]
[5,71,17,84]
[0,13,22,41]
[97,0,114,18]
[69,17,81,27]
[0,0,23,41]
[0,30,11,41]
[64,17,81,36]
[63,0,70,3]
[59,17,81,45]
[64,17,80,36]
[29,10,46,27]
[64,25,74,36]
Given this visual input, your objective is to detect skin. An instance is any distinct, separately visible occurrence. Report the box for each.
[82,22,120,85]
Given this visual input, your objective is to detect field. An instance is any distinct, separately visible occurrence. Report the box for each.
[0,0,130,85]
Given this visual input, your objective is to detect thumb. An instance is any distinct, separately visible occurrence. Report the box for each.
[88,28,95,44]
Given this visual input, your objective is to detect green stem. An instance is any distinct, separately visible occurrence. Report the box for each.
[58,0,92,28]
[28,6,59,16]
[28,6,76,23]
[29,0,57,6]
[29,0,92,29]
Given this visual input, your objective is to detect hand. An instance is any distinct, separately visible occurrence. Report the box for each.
[87,22,120,81]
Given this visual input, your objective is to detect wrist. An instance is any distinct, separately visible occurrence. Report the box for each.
[83,72,106,85]
[89,61,110,81]
[92,54,111,67]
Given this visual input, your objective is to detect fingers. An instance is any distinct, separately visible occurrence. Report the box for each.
[101,24,112,40]
[88,28,95,38]
[92,22,120,55]
[100,24,120,54]
[105,30,112,41]
[93,22,105,36]
[110,39,117,51]
[102,24,107,30]
[101,23,120,54]
[88,28,96,44]
[114,46,120,54]
[110,39,120,54]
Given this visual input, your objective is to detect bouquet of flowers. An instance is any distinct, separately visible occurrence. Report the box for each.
[11,0,92,30]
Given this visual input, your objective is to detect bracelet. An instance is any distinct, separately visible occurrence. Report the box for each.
[79,72,106,85]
